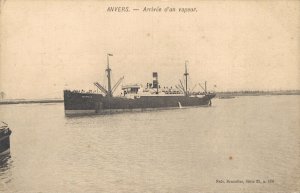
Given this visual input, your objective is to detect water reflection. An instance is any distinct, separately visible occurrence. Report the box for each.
[0,153,13,185]
[0,96,299,192]
[0,153,12,168]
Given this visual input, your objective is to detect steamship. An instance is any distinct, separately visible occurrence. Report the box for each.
[64,54,215,115]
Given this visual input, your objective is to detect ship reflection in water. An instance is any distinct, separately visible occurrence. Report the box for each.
[0,154,13,190]
[0,154,12,171]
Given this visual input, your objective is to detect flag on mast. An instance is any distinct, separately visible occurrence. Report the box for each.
[108,54,113,56]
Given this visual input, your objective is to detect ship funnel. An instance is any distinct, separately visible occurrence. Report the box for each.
[152,72,158,89]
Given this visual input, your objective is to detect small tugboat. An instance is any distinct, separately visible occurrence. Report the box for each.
[0,122,12,156]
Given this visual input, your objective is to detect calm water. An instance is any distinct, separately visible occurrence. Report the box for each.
[0,96,299,192]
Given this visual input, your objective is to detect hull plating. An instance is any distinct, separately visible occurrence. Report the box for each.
[0,132,11,155]
[64,90,215,115]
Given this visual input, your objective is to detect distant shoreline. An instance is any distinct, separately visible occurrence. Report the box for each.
[0,90,299,105]
[0,99,63,105]
[216,90,300,98]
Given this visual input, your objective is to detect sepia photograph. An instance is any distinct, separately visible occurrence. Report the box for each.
[0,0,299,192]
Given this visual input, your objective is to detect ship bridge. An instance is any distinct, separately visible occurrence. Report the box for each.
[121,84,142,94]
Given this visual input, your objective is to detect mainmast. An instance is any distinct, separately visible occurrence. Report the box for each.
[106,53,113,97]
[184,61,189,96]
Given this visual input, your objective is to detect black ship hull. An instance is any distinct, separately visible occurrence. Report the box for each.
[64,90,215,115]
[0,127,11,156]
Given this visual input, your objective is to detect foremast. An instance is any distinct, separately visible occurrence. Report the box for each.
[184,61,189,96]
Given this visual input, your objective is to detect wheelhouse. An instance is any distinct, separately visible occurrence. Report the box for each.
[121,84,141,95]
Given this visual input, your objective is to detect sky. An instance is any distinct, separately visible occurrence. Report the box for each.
[0,0,299,99]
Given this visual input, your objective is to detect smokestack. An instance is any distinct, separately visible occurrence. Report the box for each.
[152,72,158,93]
